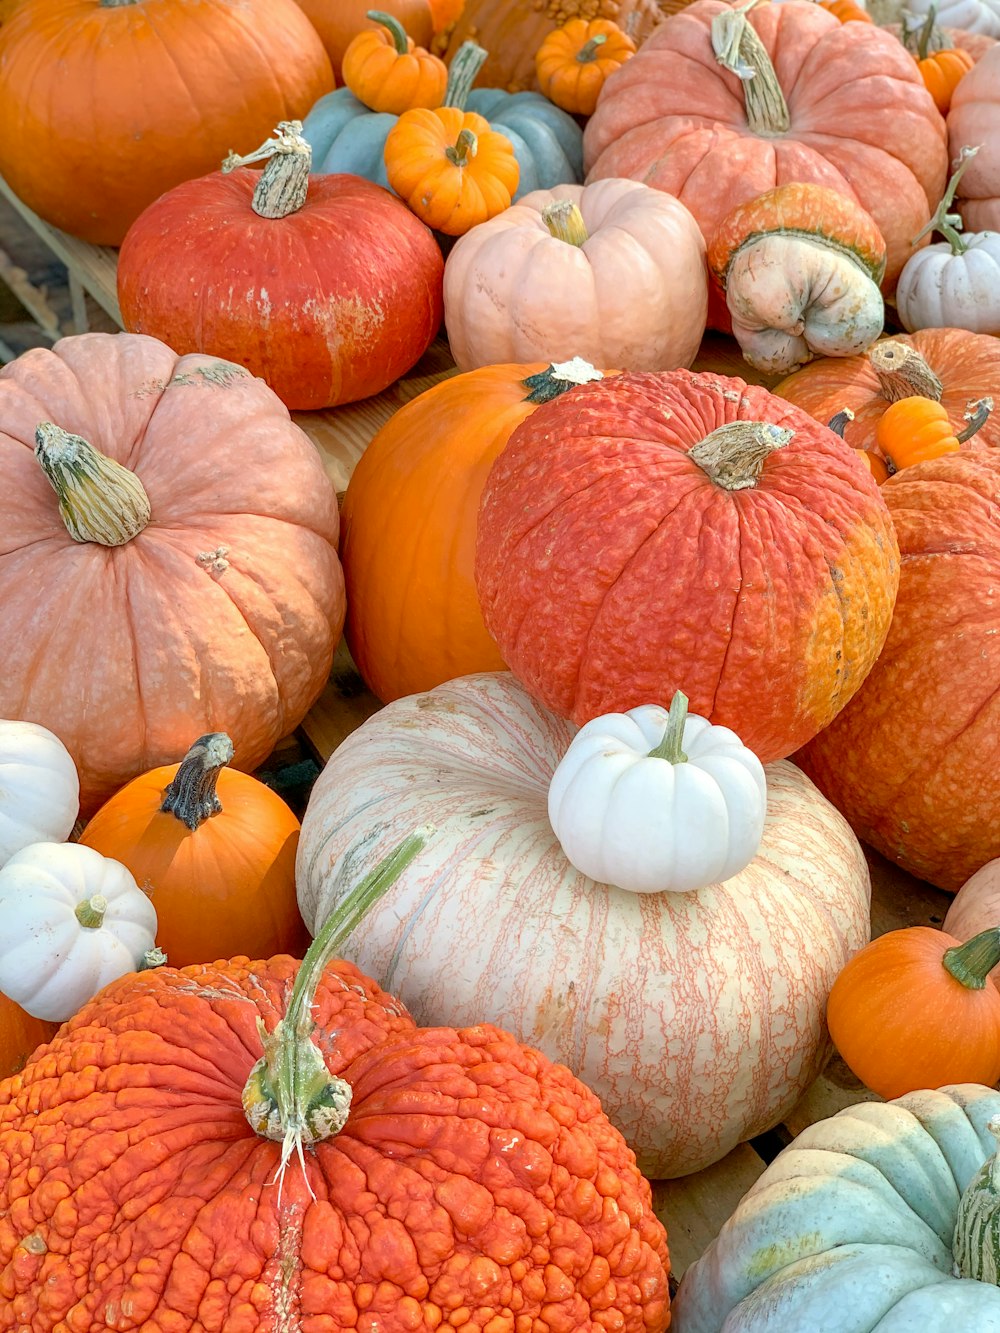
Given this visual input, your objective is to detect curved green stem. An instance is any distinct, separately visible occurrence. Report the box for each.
[444,41,489,109]
[160,733,234,831]
[911,146,981,256]
[648,691,690,764]
[367,9,410,54]
[445,129,478,166]
[942,926,1000,990]
[577,33,608,62]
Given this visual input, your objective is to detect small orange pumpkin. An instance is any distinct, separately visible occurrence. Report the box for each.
[875,395,991,473]
[818,0,873,21]
[342,8,448,114]
[828,408,892,484]
[384,105,519,235]
[919,45,975,112]
[534,18,637,118]
[827,925,1000,1099]
[79,733,307,969]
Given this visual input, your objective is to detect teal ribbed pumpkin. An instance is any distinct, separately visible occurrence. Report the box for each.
[302,41,582,200]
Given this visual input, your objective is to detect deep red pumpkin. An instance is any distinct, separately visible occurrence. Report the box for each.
[117,126,444,411]
[475,370,900,765]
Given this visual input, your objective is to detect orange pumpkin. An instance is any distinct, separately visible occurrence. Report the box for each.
[874,394,991,473]
[0,0,334,246]
[429,0,463,34]
[384,105,520,234]
[342,361,612,702]
[535,18,637,117]
[775,328,1000,451]
[0,993,57,1080]
[293,0,433,79]
[903,9,977,111]
[827,925,1000,1099]
[342,9,448,112]
[79,733,307,969]
[819,0,874,21]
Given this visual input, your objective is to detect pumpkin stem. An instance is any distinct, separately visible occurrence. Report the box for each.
[827,408,856,439]
[241,828,433,1198]
[942,926,1000,989]
[711,0,790,135]
[577,33,609,62]
[160,733,235,831]
[367,9,410,54]
[953,1113,1000,1282]
[222,121,312,221]
[901,6,951,53]
[542,200,590,246]
[75,894,108,929]
[915,2,938,59]
[688,420,793,490]
[445,128,478,166]
[98,0,140,6]
[34,422,151,546]
[868,340,944,403]
[521,358,604,403]
[444,40,489,109]
[647,691,690,764]
[958,397,994,443]
[139,946,168,970]
[910,145,981,256]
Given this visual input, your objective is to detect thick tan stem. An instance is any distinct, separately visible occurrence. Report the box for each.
[689,420,793,490]
[542,200,589,246]
[868,341,944,403]
[711,2,790,135]
[222,121,311,220]
[160,733,234,831]
[34,422,151,546]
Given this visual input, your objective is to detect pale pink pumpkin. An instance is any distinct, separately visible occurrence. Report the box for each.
[949,44,1000,233]
[943,860,1000,979]
[297,671,872,1179]
[0,333,344,816]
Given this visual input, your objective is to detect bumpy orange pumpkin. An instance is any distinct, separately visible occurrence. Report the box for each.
[79,733,307,968]
[342,9,448,112]
[0,836,671,1332]
[535,18,637,116]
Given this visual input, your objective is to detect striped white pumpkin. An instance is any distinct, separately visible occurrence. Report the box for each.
[297,672,871,1178]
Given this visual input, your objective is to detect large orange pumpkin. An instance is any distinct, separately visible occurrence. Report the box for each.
[0,332,345,817]
[0,994,57,1080]
[0,0,334,246]
[775,327,1000,451]
[797,448,1000,891]
[79,733,307,968]
[342,361,610,703]
[0,839,671,1331]
[475,369,901,764]
[294,0,434,79]
[583,0,948,291]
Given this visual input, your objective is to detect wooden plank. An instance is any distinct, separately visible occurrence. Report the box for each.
[652,1144,768,1281]
[298,641,381,764]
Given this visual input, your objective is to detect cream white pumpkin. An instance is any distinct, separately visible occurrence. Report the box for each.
[296,671,871,1178]
[0,720,80,868]
[547,692,767,894]
[673,1084,1000,1331]
[0,841,158,1021]
[442,177,708,374]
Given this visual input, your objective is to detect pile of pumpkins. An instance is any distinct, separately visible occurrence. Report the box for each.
[0,0,999,1328]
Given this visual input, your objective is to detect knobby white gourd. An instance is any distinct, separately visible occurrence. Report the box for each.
[0,842,159,1021]
[548,692,767,894]
[0,720,80,868]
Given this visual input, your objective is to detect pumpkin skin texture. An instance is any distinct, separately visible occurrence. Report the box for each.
[796,450,1000,891]
[292,0,433,79]
[475,370,900,764]
[0,0,334,247]
[297,672,872,1179]
[79,734,307,970]
[117,147,445,411]
[0,952,671,1332]
[949,45,1000,233]
[583,0,948,292]
[0,332,345,818]
[775,327,1000,450]
[0,719,79,868]
[672,1084,1000,1331]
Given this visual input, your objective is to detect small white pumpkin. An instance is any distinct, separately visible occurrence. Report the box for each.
[0,720,80,868]
[897,147,1000,335]
[0,842,158,1021]
[547,691,767,894]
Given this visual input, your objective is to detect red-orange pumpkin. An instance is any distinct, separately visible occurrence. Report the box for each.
[797,448,1000,891]
[475,369,900,764]
[118,123,444,410]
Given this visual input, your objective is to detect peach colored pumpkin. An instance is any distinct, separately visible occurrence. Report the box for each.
[583,0,948,292]
[443,177,708,372]
[0,333,345,817]
[944,860,1000,976]
[949,44,1000,232]
[297,671,872,1179]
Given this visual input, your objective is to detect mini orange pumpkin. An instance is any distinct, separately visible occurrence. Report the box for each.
[534,18,637,117]
[818,0,873,21]
[384,104,519,235]
[342,9,448,114]
[875,395,992,473]
[79,733,307,968]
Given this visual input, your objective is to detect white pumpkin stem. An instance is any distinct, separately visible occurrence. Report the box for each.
[160,733,235,831]
[648,691,690,764]
[222,121,311,220]
[75,894,108,929]
[367,9,410,54]
[711,0,790,135]
[959,397,994,443]
[911,145,981,256]
[542,200,590,246]
[241,827,433,1198]
[577,33,609,62]
[689,420,793,490]
[444,40,489,109]
[139,947,168,970]
[34,422,151,546]
[953,1114,1000,1282]
[868,340,944,403]
[445,128,478,167]
[521,358,604,403]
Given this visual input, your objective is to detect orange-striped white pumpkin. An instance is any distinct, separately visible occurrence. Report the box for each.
[297,672,871,1178]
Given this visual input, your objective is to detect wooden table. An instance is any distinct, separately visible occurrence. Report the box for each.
[1,174,953,1285]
